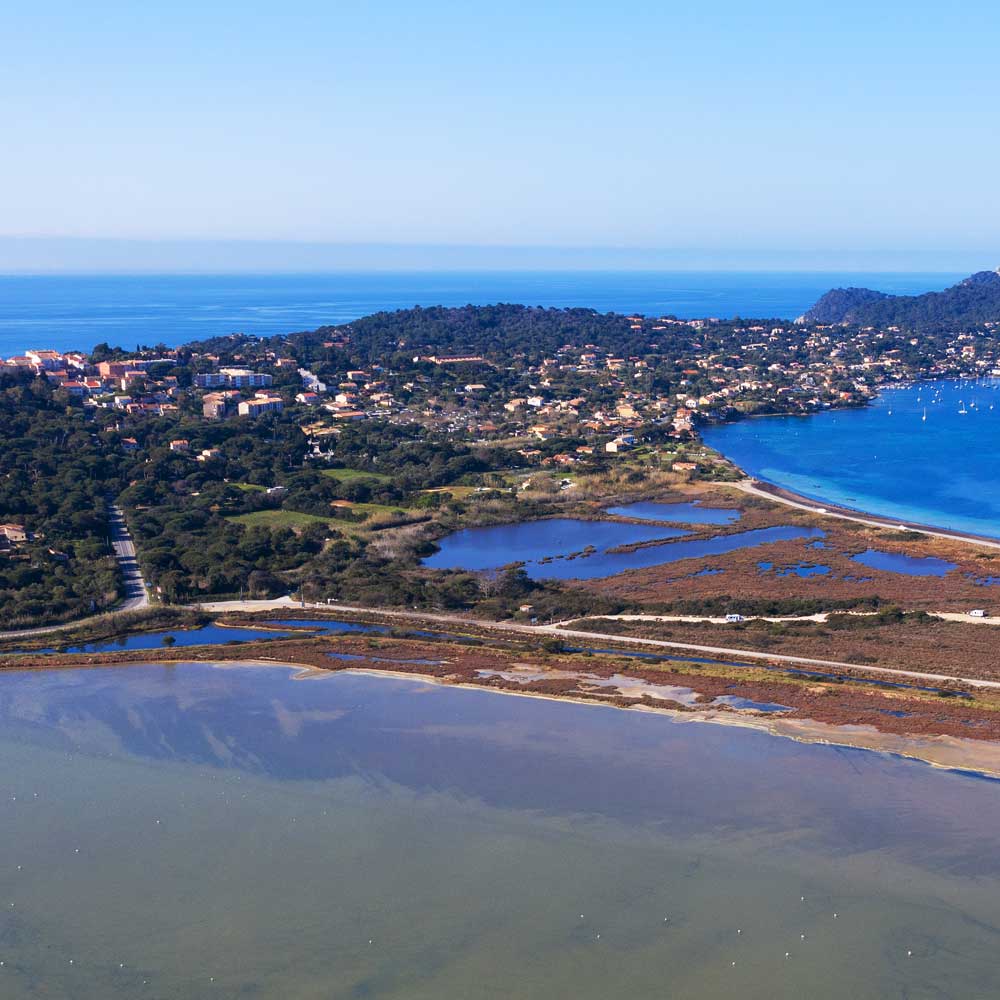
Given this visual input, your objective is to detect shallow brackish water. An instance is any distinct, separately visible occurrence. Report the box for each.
[423,520,824,579]
[703,377,1000,539]
[1,663,999,999]
[604,501,741,525]
[850,548,957,577]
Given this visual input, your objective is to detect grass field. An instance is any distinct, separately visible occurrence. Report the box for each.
[321,468,392,484]
[229,510,330,529]
[421,485,480,499]
[336,502,412,519]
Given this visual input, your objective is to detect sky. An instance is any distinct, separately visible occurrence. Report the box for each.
[4,0,1000,271]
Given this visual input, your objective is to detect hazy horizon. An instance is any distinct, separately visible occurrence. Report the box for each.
[0,237,993,276]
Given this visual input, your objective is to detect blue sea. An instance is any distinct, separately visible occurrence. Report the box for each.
[0,270,960,356]
[703,378,1000,539]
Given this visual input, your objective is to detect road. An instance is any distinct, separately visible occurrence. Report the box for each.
[108,503,149,611]
[195,597,1000,692]
[0,503,149,640]
[735,480,1000,551]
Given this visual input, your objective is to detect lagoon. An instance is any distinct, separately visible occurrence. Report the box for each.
[1,662,999,997]
[850,548,957,577]
[425,520,824,580]
[605,501,741,525]
[422,518,689,573]
[703,378,1000,539]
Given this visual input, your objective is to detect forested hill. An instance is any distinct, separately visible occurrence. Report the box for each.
[799,270,1000,328]
[292,304,697,363]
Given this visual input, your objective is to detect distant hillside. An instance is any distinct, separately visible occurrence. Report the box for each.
[799,269,1000,327]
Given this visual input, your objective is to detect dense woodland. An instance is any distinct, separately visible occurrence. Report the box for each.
[803,270,1000,329]
[0,372,122,626]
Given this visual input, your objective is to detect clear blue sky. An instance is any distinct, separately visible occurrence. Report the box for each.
[4,0,1000,270]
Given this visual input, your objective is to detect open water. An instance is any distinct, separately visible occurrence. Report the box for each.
[703,378,1000,539]
[1,662,999,998]
[0,272,959,356]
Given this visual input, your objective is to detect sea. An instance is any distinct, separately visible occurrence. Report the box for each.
[3,660,1000,998]
[703,378,1000,539]
[0,270,961,356]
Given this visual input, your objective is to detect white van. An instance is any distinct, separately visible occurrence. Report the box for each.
[969,609,987,618]
[725,613,745,623]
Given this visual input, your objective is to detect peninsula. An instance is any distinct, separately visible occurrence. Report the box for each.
[5,272,1000,752]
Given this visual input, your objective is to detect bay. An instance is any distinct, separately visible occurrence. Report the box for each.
[703,378,1000,539]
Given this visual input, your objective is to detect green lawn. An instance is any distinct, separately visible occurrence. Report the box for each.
[229,510,330,529]
[420,485,479,499]
[321,468,392,484]
[339,502,412,518]
[232,482,266,492]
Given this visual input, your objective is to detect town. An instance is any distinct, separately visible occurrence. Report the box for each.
[3,310,999,466]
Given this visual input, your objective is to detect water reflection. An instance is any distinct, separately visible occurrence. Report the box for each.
[0,664,999,998]
[426,521,826,580]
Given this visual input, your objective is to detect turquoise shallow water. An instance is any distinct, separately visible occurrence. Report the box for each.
[1,662,999,998]
[703,378,1000,539]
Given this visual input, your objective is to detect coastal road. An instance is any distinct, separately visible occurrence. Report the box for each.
[0,502,149,640]
[735,479,1000,551]
[196,597,1000,692]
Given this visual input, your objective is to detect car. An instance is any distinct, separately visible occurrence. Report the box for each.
[725,613,745,623]
[969,609,988,618]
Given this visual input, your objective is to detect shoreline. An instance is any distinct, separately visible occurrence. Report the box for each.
[734,478,1000,550]
[16,651,1000,781]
